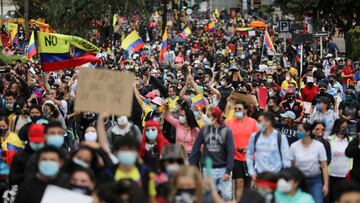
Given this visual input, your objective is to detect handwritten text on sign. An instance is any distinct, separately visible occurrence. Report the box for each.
[75,69,135,116]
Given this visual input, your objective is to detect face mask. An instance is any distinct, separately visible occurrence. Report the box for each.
[267,78,273,84]
[72,157,89,168]
[166,163,180,174]
[193,111,199,118]
[146,129,158,141]
[84,132,97,142]
[235,112,244,119]
[277,178,292,193]
[6,103,14,111]
[0,128,8,136]
[286,76,290,81]
[151,104,158,111]
[46,135,64,148]
[307,82,314,87]
[257,122,265,132]
[315,103,321,111]
[116,151,137,166]
[268,91,274,97]
[70,184,92,195]
[176,189,196,200]
[29,142,44,151]
[30,116,42,123]
[43,112,53,118]
[38,160,60,177]
[220,81,225,86]
[345,95,353,102]
[178,116,186,124]
[203,115,214,126]
[296,130,306,139]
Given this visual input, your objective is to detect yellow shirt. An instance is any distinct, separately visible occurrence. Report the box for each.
[164,96,179,112]
[141,101,152,127]
[115,166,156,197]
[281,78,298,90]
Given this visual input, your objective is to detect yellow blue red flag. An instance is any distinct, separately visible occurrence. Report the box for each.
[27,31,37,59]
[159,29,169,62]
[37,31,100,72]
[121,31,144,52]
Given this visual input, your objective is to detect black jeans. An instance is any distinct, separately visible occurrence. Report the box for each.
[329,176,346,203]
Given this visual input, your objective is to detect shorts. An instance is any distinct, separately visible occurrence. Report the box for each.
[232,160,250,180]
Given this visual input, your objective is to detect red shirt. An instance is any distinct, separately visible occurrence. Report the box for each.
[226,117,258,161]
[301,85,319,102]
[342,67,354,84]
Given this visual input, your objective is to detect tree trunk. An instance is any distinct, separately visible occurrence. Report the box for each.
[344,31,352,58]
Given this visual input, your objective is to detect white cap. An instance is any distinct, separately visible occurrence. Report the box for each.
[307,76,314,83]
[117,116,128,125]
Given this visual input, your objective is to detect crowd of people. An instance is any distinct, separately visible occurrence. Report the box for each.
[0,5,358,203]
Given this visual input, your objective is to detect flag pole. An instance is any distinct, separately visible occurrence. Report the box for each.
[260,30,265,63]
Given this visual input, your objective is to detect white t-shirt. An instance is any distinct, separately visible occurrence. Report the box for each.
[290,140,327,177]
[329,136,350,177]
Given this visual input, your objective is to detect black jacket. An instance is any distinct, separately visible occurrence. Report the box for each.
[345,138,360,183]
[9,146,37,186]
[15,172,69,203]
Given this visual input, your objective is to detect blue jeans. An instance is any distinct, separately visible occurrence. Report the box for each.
[306,175,323,203]
[204,167,232,201]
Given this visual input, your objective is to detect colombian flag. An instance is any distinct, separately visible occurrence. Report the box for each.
[180,27,191,39]
[121,31,144,53]
[159,29,169,62]
[206,21,215,32]
[37,31,100,72]
[6,23,18,45]
[264,30,275,51]
[191,94,206,108]
[27,31,37,59]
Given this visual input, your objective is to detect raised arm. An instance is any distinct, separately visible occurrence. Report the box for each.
[97,112,111,153]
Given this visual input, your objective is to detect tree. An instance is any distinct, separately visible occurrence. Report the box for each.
[11,0,159,38]
[275,0,360,57]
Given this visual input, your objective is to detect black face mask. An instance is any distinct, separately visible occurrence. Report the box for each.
[0,128,8,136]
[70,184,92,195]
[287,97,294,103]
[307,82,314,87]
[30,115,41,123]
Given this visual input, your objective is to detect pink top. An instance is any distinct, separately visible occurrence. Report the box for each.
[165,113,199,153]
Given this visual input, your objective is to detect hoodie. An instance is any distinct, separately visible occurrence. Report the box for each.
[189,124,234,174]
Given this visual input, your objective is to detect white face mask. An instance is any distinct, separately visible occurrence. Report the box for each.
[286,76,291,81]
[166,163,180,174]
[84,132,97,142]
[203,115,215,126]
[277,178,292,193]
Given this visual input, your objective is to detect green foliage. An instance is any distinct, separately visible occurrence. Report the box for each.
[349,26,360,59]
[11,0,159,37]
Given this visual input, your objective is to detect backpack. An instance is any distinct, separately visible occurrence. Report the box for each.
[253,130,283,166]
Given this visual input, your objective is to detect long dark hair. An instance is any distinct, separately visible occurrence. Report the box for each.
[44,103,60,118]
[310,121,326,139]
[182,106,199,129]
[331,118,349,141]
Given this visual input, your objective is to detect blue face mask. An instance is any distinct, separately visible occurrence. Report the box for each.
[257,122,265,132]
[235,112,244,119]
[173,105,179,113]
[144,98,150,104]
[46,135,64,148]
[315,103,321,111]
[72,158,89,168]
[296,130,307,139]
[116,151,137,166]
[29,142,44,151]
[151,104,158,111]
[146,129,158,140]
[38,160,60,177]
[178,116,186,124]
[193,111,199,118]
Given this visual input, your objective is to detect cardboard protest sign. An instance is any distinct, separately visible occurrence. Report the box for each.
[229,92,258,106]
[75,68,135,116]
[41,185,92,203]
